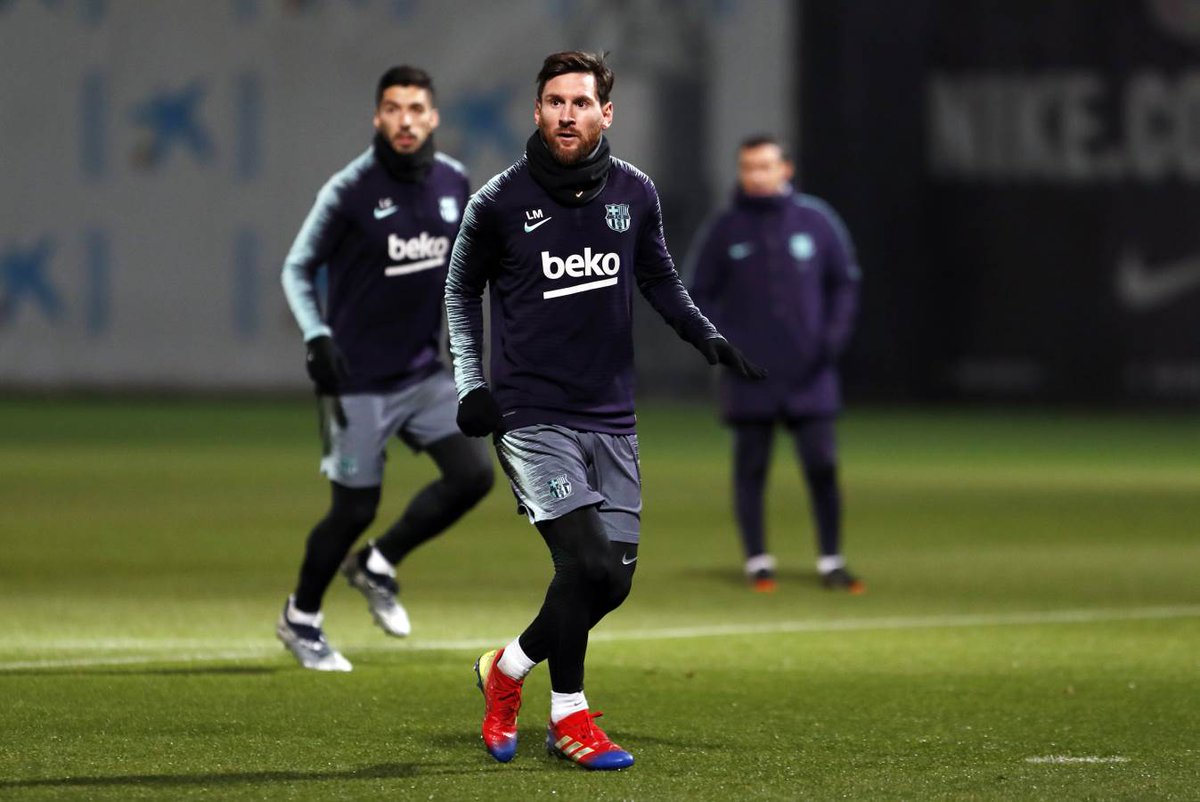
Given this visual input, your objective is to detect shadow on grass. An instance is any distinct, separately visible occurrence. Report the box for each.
[0,760,541,790]
[429,726,718,755]
[429,728,547,750]
[682,565,824,589]
[613,730,719,750]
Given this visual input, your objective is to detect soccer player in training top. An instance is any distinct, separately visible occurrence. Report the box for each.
[276,66,494,672]
[688,134,863,593]
[446,51,765,770]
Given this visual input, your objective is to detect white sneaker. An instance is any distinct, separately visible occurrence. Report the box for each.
[275,600,352,672]
[341,550,411,637]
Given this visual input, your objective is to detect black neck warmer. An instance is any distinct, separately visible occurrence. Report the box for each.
[735,186,791,211]
[373,131,436,183]
[525,131,612,207]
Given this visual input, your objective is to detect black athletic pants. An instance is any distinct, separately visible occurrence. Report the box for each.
[733,417,842,560]
[516,505,637,694]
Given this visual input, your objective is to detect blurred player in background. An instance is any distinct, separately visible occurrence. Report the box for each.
[446,51,765,771]
[276,66,494,672]
[688,134,863,594]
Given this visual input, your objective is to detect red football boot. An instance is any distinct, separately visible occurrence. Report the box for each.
[546,710,635,770]
[474,648,523,762]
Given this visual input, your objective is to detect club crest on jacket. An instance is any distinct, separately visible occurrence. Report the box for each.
[605,203,631,233]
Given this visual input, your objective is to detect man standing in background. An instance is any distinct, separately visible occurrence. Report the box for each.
[689,134,863,594]
[276,66,494,672]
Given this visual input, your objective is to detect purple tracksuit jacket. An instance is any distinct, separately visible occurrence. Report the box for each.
[281,148,470,394]
[445,155,719,435]
[688,188,861,421]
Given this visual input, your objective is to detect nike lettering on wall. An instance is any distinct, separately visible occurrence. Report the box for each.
[1115,248,1200,311]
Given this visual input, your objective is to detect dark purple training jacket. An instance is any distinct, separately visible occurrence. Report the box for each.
[281,147,470,394]
[688,188,861,420]
[446,155,718,435]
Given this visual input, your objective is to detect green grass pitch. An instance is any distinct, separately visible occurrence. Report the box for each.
[1,399,1197,800]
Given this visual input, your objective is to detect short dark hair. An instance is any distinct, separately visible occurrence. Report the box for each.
[536,51,614,105]
[376,65,435,107]
[739,133,789,158]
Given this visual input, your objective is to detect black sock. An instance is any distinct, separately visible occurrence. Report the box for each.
[733,422,774,559]
[516,506,631,694]
[374,435,493,566]
[292,482,380,613]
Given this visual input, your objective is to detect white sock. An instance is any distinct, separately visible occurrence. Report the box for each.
[550,691,588,724]
[286,596,322,627]
[497,637,536,680]
[745,553,777,576]
[818,554,846,575]
[366,545,396,578]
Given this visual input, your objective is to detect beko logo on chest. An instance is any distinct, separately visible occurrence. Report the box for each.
[539,249,621,299]
[540,249,620,279]
[385,232,450,277]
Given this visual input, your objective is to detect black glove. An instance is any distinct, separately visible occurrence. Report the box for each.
[319,394,349,429]
[306,336,349,427]
[305,335,350,394]
[698,337,768,380]
[457,386,502,437]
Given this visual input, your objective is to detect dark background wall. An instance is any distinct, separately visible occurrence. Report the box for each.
[800,0,1200,405]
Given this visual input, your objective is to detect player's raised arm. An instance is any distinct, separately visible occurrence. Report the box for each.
[280,179,349,343]
[632,177,766,380]
[281,179,353,403]
[630,176,716,343]
[445,191,502,436]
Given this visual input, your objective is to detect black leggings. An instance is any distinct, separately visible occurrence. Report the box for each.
[373,435,493,564]
[292,434,493,613]
[517,505,637,694]
[733,417,841,559]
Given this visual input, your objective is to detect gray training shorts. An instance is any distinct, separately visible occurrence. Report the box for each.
[319,370,460,488]
[495,424,642,544]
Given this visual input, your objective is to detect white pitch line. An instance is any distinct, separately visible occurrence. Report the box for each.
[1025,756,1131,764]
[0,650,273,671]
[2,605,1199,672]
[3,638,268,651]
[586,604,1200,643]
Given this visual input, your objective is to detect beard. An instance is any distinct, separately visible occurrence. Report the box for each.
[542,123,602,165]
[389,131,420,154]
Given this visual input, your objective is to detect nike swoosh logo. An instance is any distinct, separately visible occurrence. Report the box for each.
[621,553,637,565]
[729,243,754,260]
[374,206,398,220]
[1116,249,1200,311]
[524,217,552,233]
